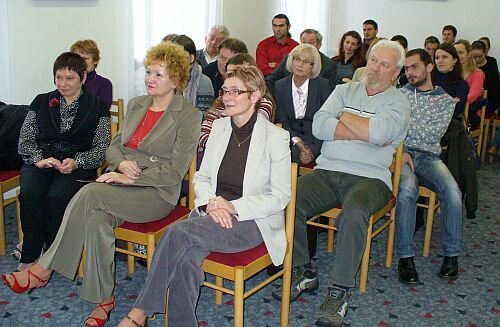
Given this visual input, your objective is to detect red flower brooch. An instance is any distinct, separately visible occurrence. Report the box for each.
[49,98,60,108]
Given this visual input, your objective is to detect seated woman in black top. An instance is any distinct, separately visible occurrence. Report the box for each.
[332,30,366,84]
[16,53,111,270]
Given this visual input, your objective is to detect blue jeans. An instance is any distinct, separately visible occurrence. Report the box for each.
[395,150,462,258]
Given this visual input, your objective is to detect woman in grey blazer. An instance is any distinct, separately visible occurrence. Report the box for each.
[118,65,291,327]
[2,42,202,327]
[275,44,332,165]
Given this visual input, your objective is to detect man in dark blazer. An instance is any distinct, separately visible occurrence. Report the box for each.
[266,29,337,96]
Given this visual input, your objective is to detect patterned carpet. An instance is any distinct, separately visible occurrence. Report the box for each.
[0,160,498,327]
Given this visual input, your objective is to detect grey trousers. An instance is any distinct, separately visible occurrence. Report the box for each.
[38,182,175,303]
[293,169,391,288]
[133,211,263,327]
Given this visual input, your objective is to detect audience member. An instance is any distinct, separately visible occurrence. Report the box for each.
[441,25,457,45]
[199,54,274,149]
[478,36,499,68]
[397,48,462,286]
[16,52,111,272]
[256,14,299,77]
[118,65,291,327]
[266,28,336,95]
[274,44,332,164]
[2,42,202,327]
[432,44,469,118]
[202,38,248,96]
[196,25,230,68]
[361,19,378,57]
[391,35,409,87]
[170,34,215,115]
[70,39,113,108]
[332,30,366,84]
[454,39,485,106]
[471,40,499,113]
[424,36,440,59]
[273,40,410,327]
[351,37,386,82]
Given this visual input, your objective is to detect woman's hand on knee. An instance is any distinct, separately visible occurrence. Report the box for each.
[96,172,135,185]
[209,208,234,229]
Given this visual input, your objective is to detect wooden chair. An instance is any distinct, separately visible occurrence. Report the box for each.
[0,170,21,256]
[181,163,298,327]
[114,154,197,273]
[110,98,125,138]
[418,186,440,257]
[464,91,487,157]
[305,144,404,292]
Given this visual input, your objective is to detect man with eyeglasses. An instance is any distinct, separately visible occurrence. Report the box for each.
[273,40,410,327]
[256,13,299,77]
[266,28,337,96]
[202,38,248,96]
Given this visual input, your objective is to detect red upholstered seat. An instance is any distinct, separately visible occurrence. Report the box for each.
[205,242,268,267]
[300,162,316,169]
[0,170,20,182]
[118,205,190,232]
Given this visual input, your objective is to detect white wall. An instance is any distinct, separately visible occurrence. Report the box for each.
[327,0,500,59]
[2,0,134,105]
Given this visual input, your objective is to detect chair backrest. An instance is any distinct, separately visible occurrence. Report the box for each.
[285,162,298,252]
[391,143,404,197]
[111,98,125,138]
[464,90,487,126]
[187,153,197,209]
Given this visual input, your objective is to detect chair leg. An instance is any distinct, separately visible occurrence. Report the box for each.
[215,276,223,304]
[78,249,86,278]
[0,204,6,256]
[164,289,169,327]
[359,218,373,293]
[16,192,23,242]
[482,119,490,162]
[147,234,155,271]
[385,209,396,268]
[233,267,244,327]
[327,218,335,253]
[422,193,437,257]
[127,242,135,274]
[280,246,293,327]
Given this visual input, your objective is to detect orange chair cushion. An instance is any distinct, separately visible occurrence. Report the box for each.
[205,242,268,267]
[118,205,190,233]
[0,170,20,182]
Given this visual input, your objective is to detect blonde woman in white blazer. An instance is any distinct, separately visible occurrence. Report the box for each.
[119,65,291,327]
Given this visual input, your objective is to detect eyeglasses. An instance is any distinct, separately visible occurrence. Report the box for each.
[293,56,314,65]
[219,89,255,97]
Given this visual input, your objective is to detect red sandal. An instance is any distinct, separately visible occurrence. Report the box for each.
[84,297,116,327]
[1,268,50,294]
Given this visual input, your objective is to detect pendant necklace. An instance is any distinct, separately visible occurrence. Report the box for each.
[233,131,252,147]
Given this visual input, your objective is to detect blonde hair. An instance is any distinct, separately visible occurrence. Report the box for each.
[144,42,191,91]
[70,39,100,66]
[286,44,322,78]
[454,39,478,75]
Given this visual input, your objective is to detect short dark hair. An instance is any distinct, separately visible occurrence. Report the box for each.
[391,35,408,49]
[479,36,491,49]
[442,25,457,37]
[471,40,487,52]
[363,19,378,30]
[53,52,87,81]
[424,36,440,46]
[406,48,432,66]
[170,34,197,57]
[273,13,290,27]
[218,38,248,54]
[227,53,256,67]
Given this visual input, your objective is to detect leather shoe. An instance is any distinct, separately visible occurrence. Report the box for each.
[398,257,419,284]
[438,256,458,280]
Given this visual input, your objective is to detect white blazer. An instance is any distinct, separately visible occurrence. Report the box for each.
[193,114,291,265]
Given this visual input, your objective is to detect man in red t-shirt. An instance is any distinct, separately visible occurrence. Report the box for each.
[256,14,299,77]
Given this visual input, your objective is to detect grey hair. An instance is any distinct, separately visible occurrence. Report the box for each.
[369,39,406,71]
[285,44,322,78]
[300,29,323,44]
[210,25,230,39]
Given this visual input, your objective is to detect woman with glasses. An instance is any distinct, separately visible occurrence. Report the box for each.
[2,42,202,327]
[199,53,275,149]
[118,65,291,327]
[274,44,332,165]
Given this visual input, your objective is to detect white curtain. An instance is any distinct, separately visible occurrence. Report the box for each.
[279,0,331,54]
[0,0,11,102]
[133,0,223,95]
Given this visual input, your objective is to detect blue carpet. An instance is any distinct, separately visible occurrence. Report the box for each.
[0,161,498,326]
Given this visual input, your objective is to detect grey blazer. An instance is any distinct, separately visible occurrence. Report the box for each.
[106,93,202,205]
[193,114,291,265]
[275,75,332,163]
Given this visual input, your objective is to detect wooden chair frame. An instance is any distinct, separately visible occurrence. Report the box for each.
[110,98,124,138]
[0,171,20,256]
[175,163,298,327]
[464,90,487,157]
[305,144,404,292]
[418,186,440,257]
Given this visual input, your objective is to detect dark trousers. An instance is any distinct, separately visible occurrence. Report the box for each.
[19,164,95,263]
[293,169,391,288]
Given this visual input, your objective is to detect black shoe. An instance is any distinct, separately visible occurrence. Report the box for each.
[315,286,350,327]
[267,264,283,276]
[272,265,319,302]
[467,210,476,219]
[398,257,419,284]
[438,256,458,280]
